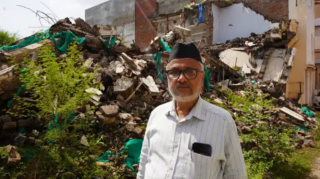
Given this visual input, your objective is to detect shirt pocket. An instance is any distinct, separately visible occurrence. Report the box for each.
[192,151,212,179]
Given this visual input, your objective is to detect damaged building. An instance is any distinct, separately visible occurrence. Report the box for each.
[84,0,319,106]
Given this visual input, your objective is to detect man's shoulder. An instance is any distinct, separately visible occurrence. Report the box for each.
[150,101,172,116]
[201,98,234,123]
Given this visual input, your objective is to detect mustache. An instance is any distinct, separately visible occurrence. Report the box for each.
[175,83,190,88]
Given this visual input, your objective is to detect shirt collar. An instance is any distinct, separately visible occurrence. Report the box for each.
[166,96,205,120]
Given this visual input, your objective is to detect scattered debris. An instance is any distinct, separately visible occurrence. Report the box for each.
[80,135,90,146]
[6,145,21,164]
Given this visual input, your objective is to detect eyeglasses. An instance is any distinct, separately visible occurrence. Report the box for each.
[165,69,203,80]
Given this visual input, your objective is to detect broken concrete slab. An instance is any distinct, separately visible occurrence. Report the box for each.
[100,104,119,117]
[9,39,52,64]
[83,58,94,68]
[219,49,251,68]
[92,25,117,37]
[113,76,135,99]
[141,76,159,94]
[120,53,138,71]
[280,107,305,122]
[85,88,102,95]
[262,49,286,82]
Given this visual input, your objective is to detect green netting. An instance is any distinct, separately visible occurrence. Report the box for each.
[104,37,117,50]
[300,106,314,117]
[203,66,211,90]
[159,38,172,52]
[124,139,143,172]
[154,52,163,81]
[51,31,85,54]
[7,67,29,108]
[0,30,86,54]
[96,139,143,173]
[0,32,46,51]
[295,126,309,131]
[153,38,172,82]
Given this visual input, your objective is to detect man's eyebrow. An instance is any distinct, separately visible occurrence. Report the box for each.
[167,67,180,70]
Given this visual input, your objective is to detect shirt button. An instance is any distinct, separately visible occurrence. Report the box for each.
[174,144,178,148]
[177,123,181,126]
[169,166,173,170]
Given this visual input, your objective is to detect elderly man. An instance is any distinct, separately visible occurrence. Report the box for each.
[137,43,247,179]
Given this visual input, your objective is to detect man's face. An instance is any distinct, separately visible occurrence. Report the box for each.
[166,58,204,102]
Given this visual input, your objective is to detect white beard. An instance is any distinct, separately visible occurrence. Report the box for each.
[169,83,202,102]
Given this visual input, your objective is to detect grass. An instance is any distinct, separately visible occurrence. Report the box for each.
[270,113,320,179]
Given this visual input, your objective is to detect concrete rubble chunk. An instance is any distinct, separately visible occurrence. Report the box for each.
[92,25,117,37]
[83,58,94,68]
[214,98,223,104]
[121,53,138,71]
[89,99,100,106]
[85,88,103,95]
[119,113,133,121]
[100,104,119,117]
[5,145,21,164]
[125,124,135,132]
[0,114,12,123]
[280,107,305,122]
[302,140,315,148]
[108,61,126,74]
[113,76,134,99]
[91,95,101,102]
[14,134,28,145]
[17,119,33,128]
[133,127,143,136]
[3,121,17,130]
[141,76,160,94]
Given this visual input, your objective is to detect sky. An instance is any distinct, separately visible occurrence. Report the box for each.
[0,0,108,38]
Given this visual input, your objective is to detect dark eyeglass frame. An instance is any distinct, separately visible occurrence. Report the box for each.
[165,68,203,80]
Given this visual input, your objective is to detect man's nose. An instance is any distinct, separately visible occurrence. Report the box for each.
[177,72,187,83]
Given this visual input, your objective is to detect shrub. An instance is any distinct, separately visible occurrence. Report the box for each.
[0,30,18,47]
[1,42,133,178]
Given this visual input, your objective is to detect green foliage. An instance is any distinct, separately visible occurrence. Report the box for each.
[0,118,130,179]
[269,114,320,179]
[0,42,133,178]
[0,147,8,159]
[232,66,241,71]
[0,30,18,47]
[7,42,97,123]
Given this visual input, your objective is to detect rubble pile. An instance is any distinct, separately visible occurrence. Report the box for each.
[0,17,177,173]
[0,16,317,177]
[201,21,297,85]
[204,22,296,55]
[204,77,318,150]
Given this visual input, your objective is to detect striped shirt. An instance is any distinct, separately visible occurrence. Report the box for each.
[137,97,247,179]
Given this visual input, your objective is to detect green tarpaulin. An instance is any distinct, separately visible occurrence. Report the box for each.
[96,139,143,173]
[300,106,314,117]
[0,32,46,51]
[51,31,85,54]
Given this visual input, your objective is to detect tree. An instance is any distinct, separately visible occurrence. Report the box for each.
[0,29,18,47]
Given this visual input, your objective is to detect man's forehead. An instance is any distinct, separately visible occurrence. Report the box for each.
[168,58,199,66]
